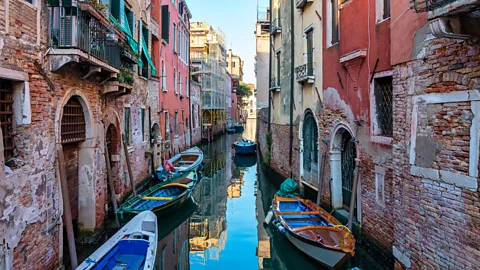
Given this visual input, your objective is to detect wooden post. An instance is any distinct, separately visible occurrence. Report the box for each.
[104,147,120,228]
[316,153,327,205]
[122,134,137,196]
[56,145,78,269]
[347,158,361,231]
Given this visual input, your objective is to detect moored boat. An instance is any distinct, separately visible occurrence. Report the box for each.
[77,211,157,270]
[117,181,193,222]
[233,138,257,155]
[269,195,355,269]
[156,146,203,181]
[234,123,244,133]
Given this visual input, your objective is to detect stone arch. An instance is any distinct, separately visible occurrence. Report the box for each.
[55,88,97,230]
[298,109,321,185]
[329,122,360,220]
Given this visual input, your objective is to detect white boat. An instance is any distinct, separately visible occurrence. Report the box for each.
[77,211,158,270]
[156,146,204,180]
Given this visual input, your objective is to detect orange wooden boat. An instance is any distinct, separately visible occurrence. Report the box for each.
[270,194,355,269]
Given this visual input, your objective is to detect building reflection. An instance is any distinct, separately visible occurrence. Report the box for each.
[189,136,229,265]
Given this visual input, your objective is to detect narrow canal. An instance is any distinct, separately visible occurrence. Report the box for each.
[78,119,387,270]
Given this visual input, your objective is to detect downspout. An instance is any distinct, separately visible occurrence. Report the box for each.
[267,0,272,132]
[289,0,295,167]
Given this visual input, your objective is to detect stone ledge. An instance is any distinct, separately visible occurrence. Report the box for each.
[410,166,478,190]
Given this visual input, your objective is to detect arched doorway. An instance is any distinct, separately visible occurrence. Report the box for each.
[340,131,356,210]
[302,113,318,183]
[105,123,119,213]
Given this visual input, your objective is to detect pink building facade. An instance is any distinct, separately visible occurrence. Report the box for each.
[153,0,192,158]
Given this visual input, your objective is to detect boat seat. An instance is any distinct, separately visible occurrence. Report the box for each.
[280,211,320,215]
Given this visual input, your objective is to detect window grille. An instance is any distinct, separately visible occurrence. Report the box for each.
[0,81,14,161]
[374,76,393,137]
[61,97,86,144]
[125,107,131,144]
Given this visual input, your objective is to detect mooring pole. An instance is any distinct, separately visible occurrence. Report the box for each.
[56,145,78,269]
[122,134,137,196]
[347,158,361,230]
[104,147,120,228]
[316,152,327,205]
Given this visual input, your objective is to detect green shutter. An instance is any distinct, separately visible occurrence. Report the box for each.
[141,29,157,75]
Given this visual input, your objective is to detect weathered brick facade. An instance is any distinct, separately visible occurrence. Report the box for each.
[392,38,480,269]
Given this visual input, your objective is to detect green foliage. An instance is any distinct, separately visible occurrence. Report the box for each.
[236,82,253,99]
[264,151,271,165]
[119,69,134,85]
[266,131,272,149]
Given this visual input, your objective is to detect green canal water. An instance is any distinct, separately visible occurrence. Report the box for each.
[77,119,388,270]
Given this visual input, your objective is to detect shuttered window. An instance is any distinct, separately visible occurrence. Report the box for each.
[331,0,339,44]
[0,81,14,161]
[383,0,391,19]
[161,5,170,43]
[61,97,86,144]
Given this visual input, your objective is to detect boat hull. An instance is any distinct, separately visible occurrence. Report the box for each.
[156,146,204,181]
[284,229,351,269]
[234,125,244,133]
[234,143,256,155]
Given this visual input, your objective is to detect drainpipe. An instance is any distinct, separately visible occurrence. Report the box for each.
[289,0,295,167]
[267,0,272,132]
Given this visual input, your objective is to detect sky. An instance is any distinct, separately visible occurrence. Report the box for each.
[187,0,270,85]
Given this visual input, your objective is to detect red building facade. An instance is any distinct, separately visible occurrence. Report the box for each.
[152,0,192,158]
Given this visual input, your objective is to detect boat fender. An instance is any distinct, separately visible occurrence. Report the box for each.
[275,223,285,234]
[265,210,274,225]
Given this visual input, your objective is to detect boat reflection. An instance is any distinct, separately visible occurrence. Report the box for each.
[233,154,257,169]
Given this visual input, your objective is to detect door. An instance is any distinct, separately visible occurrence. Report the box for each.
[302,114,318,182]
[341,132,356,210]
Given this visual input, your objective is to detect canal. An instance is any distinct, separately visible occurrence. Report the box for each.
[78,119,387,270]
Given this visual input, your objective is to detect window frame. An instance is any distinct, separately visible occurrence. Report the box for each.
[161,60,167,92]
[173,22,177,53]
[124,107,132,145]
[326,0,340,47]
[174,68,177,94]
[376,0,391,23]
[0,84,15,162]
[141,107,146,142]
[369,70,393,145]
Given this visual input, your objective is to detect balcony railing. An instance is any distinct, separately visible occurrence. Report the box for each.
[270,18,281,35]
[51,9,121,69]
[411,0,457,12]
[269,78,280,91]
[295,63,315,84]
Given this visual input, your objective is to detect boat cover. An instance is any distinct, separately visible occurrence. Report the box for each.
[276,178,298,198]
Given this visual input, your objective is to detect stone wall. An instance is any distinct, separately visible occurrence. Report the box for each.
[392,38,480,269]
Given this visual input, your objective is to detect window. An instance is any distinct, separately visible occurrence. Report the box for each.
[376,0,391,22]
[0,81,14,161]
[179,72,182,95]
[125,107,132,144]
[276,51,281,86]
[328,0,339,46]
[161,60,166,91]
[186,77,189,97]
[173,23,177,52]
[141,108,146,141]
[192,106,196,128]
[140,24,149,78]
[182,109,185,123]
[174,68,177,94]
[161,5,170,43]
[165,112,170,136]
[61,97,86,144]
[174,111,178,134]
[232,61,236,68]
[373,76,393,137]
[306,29,313,75]
[25,0,34,4]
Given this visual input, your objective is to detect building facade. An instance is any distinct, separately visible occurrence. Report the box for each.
[190,22,228,140]
[0,0,162,268]
[190,80,202,146]
[255,7,270,110]
[154,0,192,158]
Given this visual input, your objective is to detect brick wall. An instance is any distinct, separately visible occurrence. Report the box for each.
[392,38,480,269]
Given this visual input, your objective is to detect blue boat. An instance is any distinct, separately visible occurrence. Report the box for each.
[234,124,244,133]
[233,138,257,155]
[156,146,203,181]
[77,211,157,270]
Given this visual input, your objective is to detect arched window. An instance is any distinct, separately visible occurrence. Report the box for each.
[61,96,86,144]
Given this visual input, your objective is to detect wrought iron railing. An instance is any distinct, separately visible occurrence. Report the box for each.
[411,0,457,12]
[51,9,121,69]
[295,63,314,80]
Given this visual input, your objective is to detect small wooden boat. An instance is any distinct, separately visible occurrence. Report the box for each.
[156,146,203,181]
[233,138,257,155]
[269,195,355,269]
[117,182,193,222]
[77,211,157,270]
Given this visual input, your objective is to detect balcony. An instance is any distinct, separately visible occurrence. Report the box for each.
[269,78,280,92]
[270,19,282,35]
[101,81,133,97]
[296,0,314,9]
[47,5,123,78]
[295,63,315,84]
[411,0,480,40]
